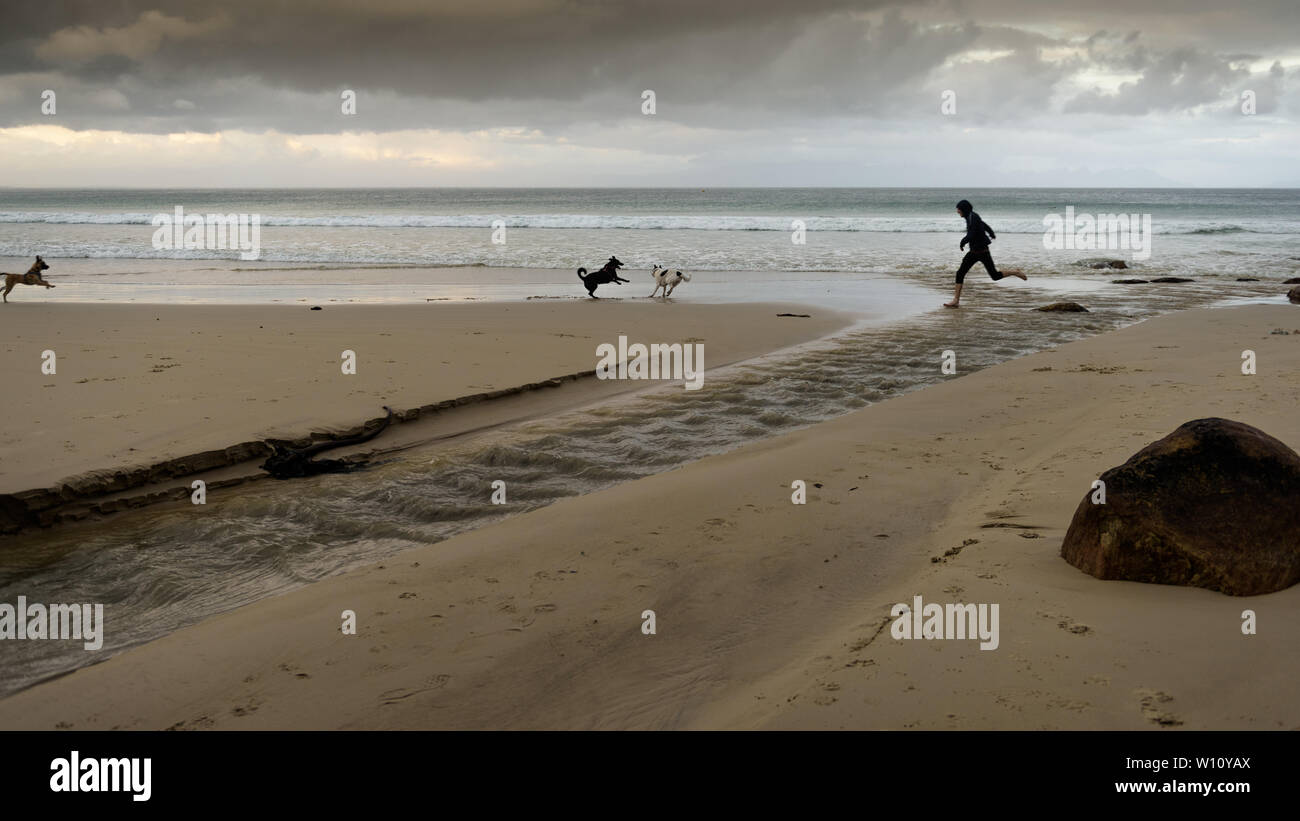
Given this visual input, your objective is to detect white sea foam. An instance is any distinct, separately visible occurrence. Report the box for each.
[0,211,1291,234]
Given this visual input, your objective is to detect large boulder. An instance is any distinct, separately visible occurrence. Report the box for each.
[1289,286,1300,304]
[1284,277,1300,284]
[1061,418,1300,596]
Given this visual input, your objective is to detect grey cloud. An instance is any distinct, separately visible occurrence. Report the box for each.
[0,0,1295,135]
[1065,47,1251,114]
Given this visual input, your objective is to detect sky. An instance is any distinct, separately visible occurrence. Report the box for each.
[0,0,1297,187]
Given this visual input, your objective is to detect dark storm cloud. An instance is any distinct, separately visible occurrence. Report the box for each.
[7,1,887,99]
[1065,46,1251,114]
[0,0,1296,133]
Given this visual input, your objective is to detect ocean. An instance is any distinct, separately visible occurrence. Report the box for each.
[1,187,1296,695]
[1,188,1297,306]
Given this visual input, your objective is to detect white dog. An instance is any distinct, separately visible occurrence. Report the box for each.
[649,265,691,298]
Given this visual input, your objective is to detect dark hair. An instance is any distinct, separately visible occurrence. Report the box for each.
[956,199,972,216]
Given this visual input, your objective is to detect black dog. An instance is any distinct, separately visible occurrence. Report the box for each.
[577,256,629,298]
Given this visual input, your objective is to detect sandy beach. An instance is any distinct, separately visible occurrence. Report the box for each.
[0,301,850,500]
[2,302,1295,730]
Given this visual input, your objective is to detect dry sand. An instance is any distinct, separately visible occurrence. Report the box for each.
[0,303,1297,730]
[0,301,849,495]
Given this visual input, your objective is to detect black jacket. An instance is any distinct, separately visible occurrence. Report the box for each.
[962,211,996,251]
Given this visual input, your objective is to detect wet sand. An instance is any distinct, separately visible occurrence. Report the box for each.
[0,300,851,496]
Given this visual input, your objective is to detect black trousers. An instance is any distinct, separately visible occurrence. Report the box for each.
[956,248,1002,284]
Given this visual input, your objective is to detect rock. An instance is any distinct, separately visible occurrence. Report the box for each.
[1111,279,1149,284]
[310,306,322,310]
[1061,418,1300,596]
[1151,277,1194,283]
[1285,278,1300,284]
[1290,286,1300,305]
[1236,277,1259,282]
[1035,302,1090,312]
[1086,259,1128,269]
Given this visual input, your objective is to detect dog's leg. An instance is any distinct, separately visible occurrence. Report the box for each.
[2,281,12,303]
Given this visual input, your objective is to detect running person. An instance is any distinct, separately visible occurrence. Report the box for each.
[945,199,1025,308]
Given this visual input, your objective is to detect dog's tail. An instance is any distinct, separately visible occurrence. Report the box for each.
[577,267,588,280]
[682,272,692,281]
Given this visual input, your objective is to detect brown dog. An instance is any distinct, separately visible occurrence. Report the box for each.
[3,256,54,302]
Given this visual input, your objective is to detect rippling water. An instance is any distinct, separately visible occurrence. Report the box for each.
[0,268,1282,695]
[2,188,1298,281]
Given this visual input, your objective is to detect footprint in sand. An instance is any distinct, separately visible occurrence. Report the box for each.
[1060,620,1090,634]
[166,715,215,731]
[378,676,452,705]
[1043,613,1091,635]
[379,687,430,705]
[701,517,736,542]
[277,663,311,679]
[1135,689,1183,727]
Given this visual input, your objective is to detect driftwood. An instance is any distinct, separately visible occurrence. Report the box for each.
[260,407,393,479]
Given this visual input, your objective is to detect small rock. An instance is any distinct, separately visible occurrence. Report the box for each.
[1289,286,1300,305]
[1035,302,1090,313]
[1086,259,1128,269]
[311,306,323,310]
[1284,277,1300,284]
[1111,279,1149,284]
[1237,277,1260,282]
[1151,277,1194,283]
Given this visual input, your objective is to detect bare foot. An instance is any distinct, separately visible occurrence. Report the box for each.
[943,301,960,309]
